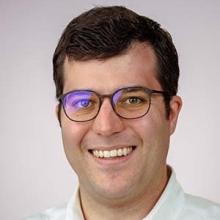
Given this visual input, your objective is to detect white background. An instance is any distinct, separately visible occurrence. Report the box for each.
[0,0,220,219]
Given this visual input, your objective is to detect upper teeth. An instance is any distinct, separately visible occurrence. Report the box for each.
[92,147,133,158]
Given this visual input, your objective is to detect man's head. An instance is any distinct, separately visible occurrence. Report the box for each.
[53,6,182,209]
[53,6,179,119]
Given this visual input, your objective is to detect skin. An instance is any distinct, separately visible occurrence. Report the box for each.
[58,42,182,220]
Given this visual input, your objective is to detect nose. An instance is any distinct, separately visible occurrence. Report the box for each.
[92,99,125,136]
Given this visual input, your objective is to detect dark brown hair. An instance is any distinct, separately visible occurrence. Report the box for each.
[53,6,179,116]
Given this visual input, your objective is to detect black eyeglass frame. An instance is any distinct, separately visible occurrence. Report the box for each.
[58,86,169,122]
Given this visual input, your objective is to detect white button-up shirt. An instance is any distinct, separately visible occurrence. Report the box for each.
[24,170,220,220]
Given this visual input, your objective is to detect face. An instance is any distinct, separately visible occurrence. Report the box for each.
[59,42,182,204]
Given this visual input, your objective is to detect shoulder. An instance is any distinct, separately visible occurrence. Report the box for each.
[179,193,220,219]
[23,204,66,220]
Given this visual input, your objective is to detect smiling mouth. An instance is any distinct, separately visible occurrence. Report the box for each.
[89,146,136,159]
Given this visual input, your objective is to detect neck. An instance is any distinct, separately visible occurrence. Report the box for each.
[79,166,171,220]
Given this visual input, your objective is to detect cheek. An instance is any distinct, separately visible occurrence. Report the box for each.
[61,124,83,148]
[130,112,170,152]
[60,117,90,164]
[60,109,89,148]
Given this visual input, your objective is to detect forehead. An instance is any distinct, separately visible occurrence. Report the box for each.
[63,42,161,93]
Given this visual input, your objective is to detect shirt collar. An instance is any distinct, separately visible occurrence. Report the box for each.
[65,167,184,220]
[65,188,85,220]
[143,167,184,219]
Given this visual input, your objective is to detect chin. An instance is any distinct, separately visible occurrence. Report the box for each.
[92,178,135,200]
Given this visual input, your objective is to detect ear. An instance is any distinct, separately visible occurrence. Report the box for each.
[55,104,62,127]
[168,95,182,135]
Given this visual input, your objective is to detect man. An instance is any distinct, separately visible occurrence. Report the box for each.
[25,5,220,220]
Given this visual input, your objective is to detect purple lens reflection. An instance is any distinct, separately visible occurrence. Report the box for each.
[112,89,123,106]
[63,91,94,111]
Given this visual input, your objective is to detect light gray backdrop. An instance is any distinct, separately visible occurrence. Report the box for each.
[1,0,220,219]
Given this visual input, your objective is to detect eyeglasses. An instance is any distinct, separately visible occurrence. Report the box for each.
[58,86,168,122]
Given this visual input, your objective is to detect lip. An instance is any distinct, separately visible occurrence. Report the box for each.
[88,146,137,167]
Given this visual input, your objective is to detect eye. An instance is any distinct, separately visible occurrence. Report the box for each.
[125,96,143,105]
[72,99,92,108]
